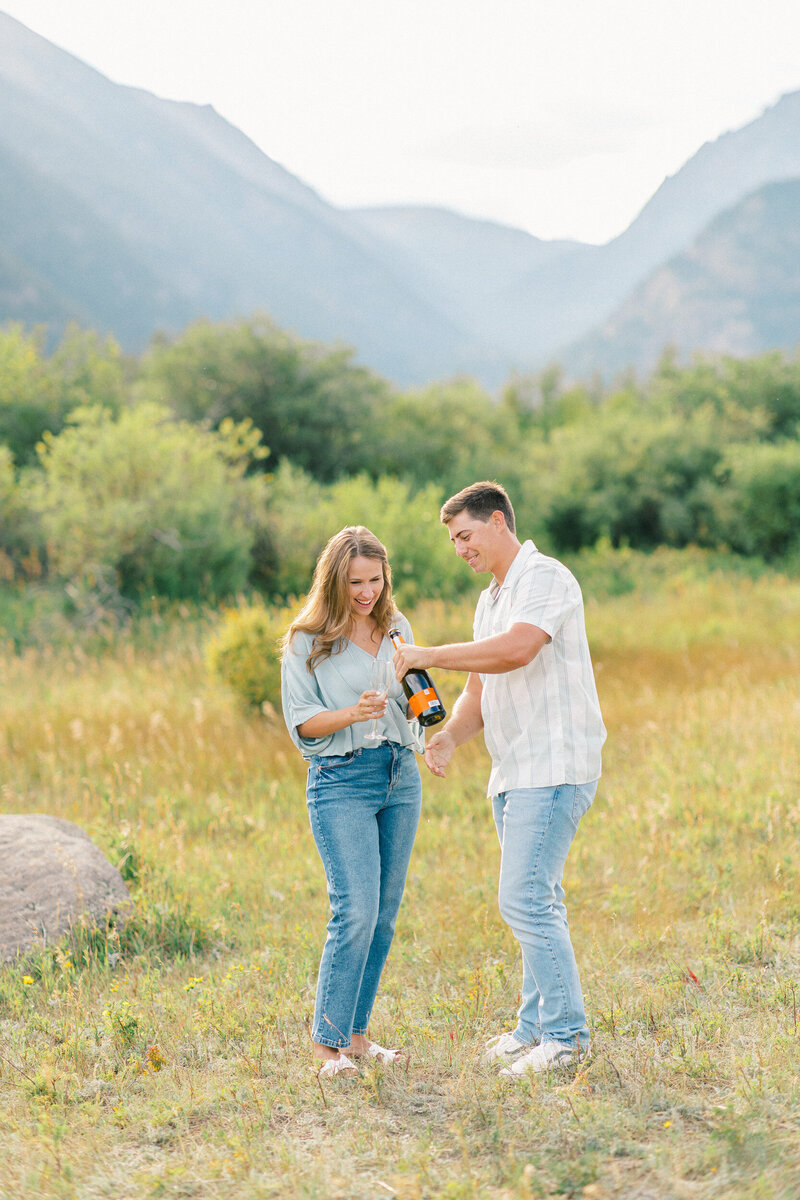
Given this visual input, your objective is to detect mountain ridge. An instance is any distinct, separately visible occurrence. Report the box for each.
[563,177,800,379]
[1,9,799,384]
[0,10,486,382]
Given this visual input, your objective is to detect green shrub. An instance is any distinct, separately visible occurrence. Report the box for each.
[137,313,390,481]
[0,447,24,569]
[29,403,267,600]
[323,473,473,608]
[259,463,475,607]
[256,460,327,598]
[371,377,520,497]
[0,323,126,465]
[206,600,294,712]
[712,439,800,559]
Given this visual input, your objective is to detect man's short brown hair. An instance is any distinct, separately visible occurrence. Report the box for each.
[440,481,516,534]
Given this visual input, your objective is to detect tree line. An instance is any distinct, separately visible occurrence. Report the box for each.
[1,315,799,610]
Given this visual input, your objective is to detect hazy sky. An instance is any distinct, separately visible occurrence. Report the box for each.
[3,0,800,244]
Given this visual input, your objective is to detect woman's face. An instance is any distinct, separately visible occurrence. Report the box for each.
[347,555,385,619]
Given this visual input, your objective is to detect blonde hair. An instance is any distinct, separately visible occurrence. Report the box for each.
[282,526,396,671]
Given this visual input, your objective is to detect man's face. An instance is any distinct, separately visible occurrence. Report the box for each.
[446,510,503,574]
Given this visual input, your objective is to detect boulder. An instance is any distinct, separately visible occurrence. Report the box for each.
[0,814,130,963]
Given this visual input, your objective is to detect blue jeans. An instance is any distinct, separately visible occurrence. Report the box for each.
[492,782,597,1048]
[306,743,421,1049]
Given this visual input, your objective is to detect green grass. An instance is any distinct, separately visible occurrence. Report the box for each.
[1,561,800,1198]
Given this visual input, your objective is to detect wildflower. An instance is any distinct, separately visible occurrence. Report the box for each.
[145,1044,168,1072]
[22,976,34,986]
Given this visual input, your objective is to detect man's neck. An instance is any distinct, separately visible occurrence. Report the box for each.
[490,536,523,585]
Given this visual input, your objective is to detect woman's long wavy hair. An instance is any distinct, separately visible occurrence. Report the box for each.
[281,526,396,672]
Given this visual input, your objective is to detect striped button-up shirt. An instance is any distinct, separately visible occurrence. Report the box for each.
[474,540,606,794]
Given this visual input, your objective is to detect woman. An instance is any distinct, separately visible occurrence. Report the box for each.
[280,526,423,1078]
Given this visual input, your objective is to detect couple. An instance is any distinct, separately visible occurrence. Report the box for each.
[280,482,606,1079]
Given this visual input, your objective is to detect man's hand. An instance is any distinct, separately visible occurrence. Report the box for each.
[392,644,431,679]
[423,729,455,778]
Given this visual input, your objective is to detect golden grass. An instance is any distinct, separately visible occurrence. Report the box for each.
[1,573,799,1199]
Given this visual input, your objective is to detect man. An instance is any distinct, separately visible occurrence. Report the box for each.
[392,481,606,1076]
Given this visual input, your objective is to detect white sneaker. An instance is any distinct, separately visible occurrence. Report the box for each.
[480,1031,537,1066]
[499,1039,589,1077]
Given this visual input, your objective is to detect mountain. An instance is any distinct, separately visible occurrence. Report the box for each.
[0,137,196,340]
[502,89,800,366]
[1,8,800,386]
[351,205,577,352]
[563,179,800,378]
[0,10,484,384]
[354,92,800,373]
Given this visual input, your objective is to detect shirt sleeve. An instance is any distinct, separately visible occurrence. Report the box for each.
[509,559,580,638]
[280,633,329,750]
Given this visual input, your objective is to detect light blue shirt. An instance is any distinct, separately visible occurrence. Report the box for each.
[281,613,424,759]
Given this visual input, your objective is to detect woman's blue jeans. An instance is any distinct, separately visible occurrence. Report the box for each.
[306,743,421,1049]
[492,782,597,1048]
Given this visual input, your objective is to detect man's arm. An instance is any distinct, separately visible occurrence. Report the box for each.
[393,622,549,678]
[423,671,484,778]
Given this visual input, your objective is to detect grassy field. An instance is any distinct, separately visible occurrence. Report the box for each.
[1,561,799,1199]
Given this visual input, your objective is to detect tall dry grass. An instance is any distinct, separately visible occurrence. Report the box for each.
[0,571,799,1199]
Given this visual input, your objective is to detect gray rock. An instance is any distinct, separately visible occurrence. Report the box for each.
[0,814,130,963]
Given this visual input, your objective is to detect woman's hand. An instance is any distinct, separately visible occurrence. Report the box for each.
[350,689,388,724]
[297,692,388,738]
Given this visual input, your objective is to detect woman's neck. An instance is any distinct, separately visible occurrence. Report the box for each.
[349,614,381,644]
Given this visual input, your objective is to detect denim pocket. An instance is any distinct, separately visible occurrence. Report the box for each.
[571,781,597,824]
[314,752,357,781]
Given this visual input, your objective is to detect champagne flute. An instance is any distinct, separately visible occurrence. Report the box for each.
[364,659,393,742]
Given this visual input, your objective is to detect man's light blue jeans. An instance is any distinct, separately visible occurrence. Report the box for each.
[492,781,597,1048]
[306,743,421,1049]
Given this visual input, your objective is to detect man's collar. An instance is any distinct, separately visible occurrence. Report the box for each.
[488,539,537,600]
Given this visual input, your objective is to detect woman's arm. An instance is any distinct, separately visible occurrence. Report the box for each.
[297,690,386,739]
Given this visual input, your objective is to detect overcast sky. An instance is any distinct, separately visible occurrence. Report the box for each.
[3,0,800,244]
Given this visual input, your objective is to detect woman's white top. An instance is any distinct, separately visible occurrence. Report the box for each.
[281,613,424,759]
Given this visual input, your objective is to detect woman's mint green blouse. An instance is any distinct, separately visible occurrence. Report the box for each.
[281,613,424,759]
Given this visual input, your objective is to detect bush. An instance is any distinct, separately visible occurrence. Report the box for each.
[137,314,391,482]
[28,403,267,600]
[206,600,294,712]
[0,323,126,465]
[712,440,800,559]
[372,378,520,496]
[513,398,751,553]
[0,445,43,582]
[258,465,476,607]
[255,461,327,598]
[0,325,61,466]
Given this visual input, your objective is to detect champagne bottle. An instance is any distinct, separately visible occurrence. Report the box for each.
[388,628,446,727]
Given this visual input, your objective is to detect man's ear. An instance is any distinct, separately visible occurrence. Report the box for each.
[490,510,506,531]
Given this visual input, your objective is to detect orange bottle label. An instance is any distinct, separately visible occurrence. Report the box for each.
[408,687,440,717]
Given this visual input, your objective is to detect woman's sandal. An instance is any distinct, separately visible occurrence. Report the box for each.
[360,1042,403,1065]
[317,1053,358,1079]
